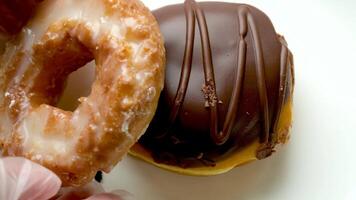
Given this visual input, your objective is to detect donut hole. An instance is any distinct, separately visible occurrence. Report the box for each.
[57,60,96,111]
[30,32,96,111]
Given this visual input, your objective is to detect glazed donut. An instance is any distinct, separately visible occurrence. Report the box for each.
[0,0,165,186]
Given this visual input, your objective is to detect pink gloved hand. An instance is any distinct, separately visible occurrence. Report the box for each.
[0,157,132,200]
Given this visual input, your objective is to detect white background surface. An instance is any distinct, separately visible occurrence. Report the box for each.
[99,0,356,200]
[0,0,355,199]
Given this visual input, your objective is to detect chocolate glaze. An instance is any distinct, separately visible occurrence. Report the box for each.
[139,0,294,167]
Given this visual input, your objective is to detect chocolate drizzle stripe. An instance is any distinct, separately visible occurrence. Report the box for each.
[192,1,222,145]
[289,50,295,86]
[218,43,246,143]
[272,43,288,136]
[246,11,270,143]
[217,8,249,145]
[168,0,196,125]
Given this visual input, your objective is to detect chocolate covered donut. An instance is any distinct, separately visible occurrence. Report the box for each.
[133,0,294,174]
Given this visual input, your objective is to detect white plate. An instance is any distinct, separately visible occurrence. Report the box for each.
[58,0,356,199]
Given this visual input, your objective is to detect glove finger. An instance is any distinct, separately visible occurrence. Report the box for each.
[0,157,61,200]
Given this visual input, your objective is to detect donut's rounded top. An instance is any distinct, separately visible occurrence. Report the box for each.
[136,0,294,168]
